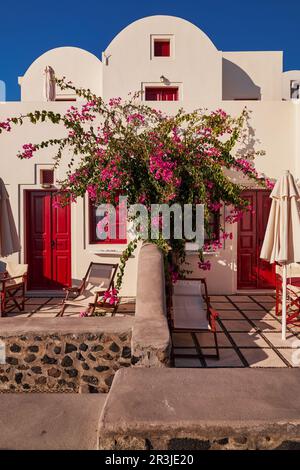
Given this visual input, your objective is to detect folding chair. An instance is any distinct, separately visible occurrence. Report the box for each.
[0,262,28,316]
[276,263,300,325]
[57,262,119,317]
[168,278,219,362]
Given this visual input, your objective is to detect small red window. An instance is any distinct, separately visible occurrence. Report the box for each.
[40,169,54,185]
[154,40,170,57]
[89,202,127,244]
[145,87,179,101]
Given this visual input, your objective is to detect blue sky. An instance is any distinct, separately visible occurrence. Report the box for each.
[0,0,298,100]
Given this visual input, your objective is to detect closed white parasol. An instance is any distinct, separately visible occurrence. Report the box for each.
[0,179,21,257]
[260,170,300,340]
[44,65,56,101]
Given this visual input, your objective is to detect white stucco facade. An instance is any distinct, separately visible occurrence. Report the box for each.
[1,15,300,295]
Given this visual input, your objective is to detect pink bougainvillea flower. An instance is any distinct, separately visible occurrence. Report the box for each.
[205,146,222,158]
[108,97,122,107]
[19,143,37,159]
[169,265,179,284]
[198,260,212,271]
[265,178,275,190]
[127,113,145,125]
[102,288,119,306]
[0,119,11,132]
[209,202,222,212]
[52,200,61,209]
[138,193,147,204]
[212,108,228,119]
[222,231,233,240]
[80,311,89,318]
[87,184,97,200]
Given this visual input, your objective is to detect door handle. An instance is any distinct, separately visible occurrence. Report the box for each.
[51,240,55,249]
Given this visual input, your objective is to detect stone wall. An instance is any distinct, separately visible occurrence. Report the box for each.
[0,318,132,393]
[0,243,171,394]
[132,243,171,367]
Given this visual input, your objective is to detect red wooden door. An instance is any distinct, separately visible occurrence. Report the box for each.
[237,190,275,290]
[26,191,71,290]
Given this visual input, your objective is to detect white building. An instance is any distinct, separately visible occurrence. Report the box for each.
[1,15,300,295]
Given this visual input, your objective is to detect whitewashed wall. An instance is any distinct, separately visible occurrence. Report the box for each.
[20,47,103,101]
[1,15,300,295]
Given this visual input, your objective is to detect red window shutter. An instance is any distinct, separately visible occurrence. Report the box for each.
[145,87,178,102]
[145,88,159,101]
[154,40,170,57]
[40,169,54,185]
[163,88,178,101]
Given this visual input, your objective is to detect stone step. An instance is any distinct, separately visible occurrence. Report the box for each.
[98,367,300,450]
[0,393,106,450]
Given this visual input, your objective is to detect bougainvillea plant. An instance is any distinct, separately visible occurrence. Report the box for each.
[0,77,273,308]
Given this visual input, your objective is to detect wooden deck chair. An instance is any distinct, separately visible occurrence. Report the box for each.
[0,262,28,316]
[276,263,300,325]
[168,278,219,361]
[57,262,119,317]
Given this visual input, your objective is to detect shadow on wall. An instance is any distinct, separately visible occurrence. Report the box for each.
[222,59,261,101]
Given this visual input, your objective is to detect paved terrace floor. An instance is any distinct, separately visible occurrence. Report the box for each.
[4,296,136,318]
[173,294,300,369]
[4,294,300,368]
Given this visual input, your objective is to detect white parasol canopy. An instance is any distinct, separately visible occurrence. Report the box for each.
[260,170,300,340]
[0,179,21,257]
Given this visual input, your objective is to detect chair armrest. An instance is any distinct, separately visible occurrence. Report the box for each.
[0,275,26,282]
[63,286,81,301]
[64,286,80,293]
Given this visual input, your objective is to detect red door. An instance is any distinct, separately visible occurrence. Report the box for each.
[237,190,275,290]
[26,191,71,290]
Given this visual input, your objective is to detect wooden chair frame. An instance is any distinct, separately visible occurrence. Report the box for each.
[276,273,300,325]
[57,262,119,317]
[167,277,219,363]
[0,273,27,317]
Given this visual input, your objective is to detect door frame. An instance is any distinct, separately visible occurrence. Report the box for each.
[24,189,72,291]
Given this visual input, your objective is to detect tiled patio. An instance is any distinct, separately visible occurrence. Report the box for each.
[4,296,136,318]
[4,293,300,368]
[173,294,300,368]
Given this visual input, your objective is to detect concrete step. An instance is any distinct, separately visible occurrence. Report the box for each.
[0,393,106,450]
[98,368,300,450]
